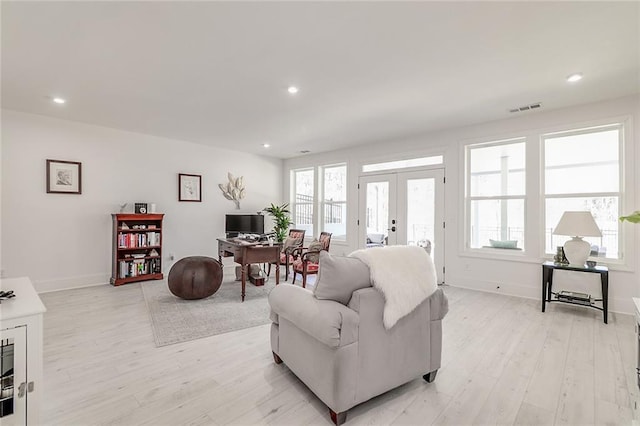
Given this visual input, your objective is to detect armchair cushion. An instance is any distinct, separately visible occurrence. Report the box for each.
[293,259,319,272]
[269,284,359,347]
[306,239,324,263]
[314,251,371,305]
[282,236,302,253]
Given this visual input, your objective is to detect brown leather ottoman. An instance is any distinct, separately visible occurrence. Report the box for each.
[168,256,223,300]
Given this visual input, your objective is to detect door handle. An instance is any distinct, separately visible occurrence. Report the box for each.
[388,226,396,232]
[18,382,26,398]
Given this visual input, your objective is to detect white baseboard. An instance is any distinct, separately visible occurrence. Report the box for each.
[34,273,111,293]
[447,277,634,316]
[33,264,238,294]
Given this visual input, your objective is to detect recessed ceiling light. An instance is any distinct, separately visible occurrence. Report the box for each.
[52,97,66,104]
[566,73,583,83]
[262,143,271,148]
[287,86,299,94]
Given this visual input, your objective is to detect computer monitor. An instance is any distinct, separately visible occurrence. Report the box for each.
[225,214,265,237]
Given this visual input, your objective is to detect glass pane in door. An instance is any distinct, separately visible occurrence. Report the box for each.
[406,178,435,260]
[365,182,389,247]
[0,338,15,417]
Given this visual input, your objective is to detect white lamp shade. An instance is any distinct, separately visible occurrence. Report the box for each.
[552,211,602,237]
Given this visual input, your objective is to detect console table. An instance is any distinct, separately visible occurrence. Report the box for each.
[217,238,280,301]
[541,261,609,324]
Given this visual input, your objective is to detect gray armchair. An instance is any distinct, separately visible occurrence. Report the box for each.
[268,279,448,424]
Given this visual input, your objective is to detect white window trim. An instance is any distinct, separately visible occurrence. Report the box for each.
[464,137,527,255]
[458,115,635,272]
[290,167,315,237]
[358,149,446,176]
[319,163,347,241]
[290,163,348,241]
[540,122,627,265]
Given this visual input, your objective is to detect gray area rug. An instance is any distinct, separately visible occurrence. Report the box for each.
[141,276,276,347]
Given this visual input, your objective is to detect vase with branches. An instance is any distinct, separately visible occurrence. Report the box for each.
[263,203,293,243]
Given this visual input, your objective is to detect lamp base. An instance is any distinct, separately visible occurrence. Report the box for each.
[563,237,590,266]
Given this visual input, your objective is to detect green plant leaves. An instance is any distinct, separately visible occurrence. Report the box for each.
[263,203,293,242]
[619,211,640,223]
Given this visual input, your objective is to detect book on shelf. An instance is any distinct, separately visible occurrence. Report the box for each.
[118,257,162,279]
[117,231,160,249]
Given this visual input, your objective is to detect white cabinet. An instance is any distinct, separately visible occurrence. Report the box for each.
[0,277,46,425]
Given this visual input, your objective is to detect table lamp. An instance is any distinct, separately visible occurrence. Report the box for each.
[552,211,602,266]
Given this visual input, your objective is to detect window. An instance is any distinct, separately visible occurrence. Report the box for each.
[362,155,443,173]
[291,168,314,235]
[290,164,348,241]
[466,139,526,250]
[321,164,347,240]
[543,124,622,259]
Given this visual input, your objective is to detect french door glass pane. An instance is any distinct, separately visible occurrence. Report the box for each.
[469,199,525,249]
[365,182,389,246]
[406,178,435,259]
[545,197,619,258]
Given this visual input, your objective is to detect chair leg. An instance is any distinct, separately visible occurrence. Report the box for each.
[284,261,289,281]
[272,351,283,364]
[329,409,347,425]
[302,270,307,288]
[292,271,297,284]
[423,370,438,383]
[267,263,272,277]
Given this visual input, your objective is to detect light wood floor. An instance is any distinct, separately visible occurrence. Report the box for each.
[40,283,638,425]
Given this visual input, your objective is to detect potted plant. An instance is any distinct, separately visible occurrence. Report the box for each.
[263,203,293,242]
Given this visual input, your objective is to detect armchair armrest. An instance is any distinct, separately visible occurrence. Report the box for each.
[429,287,449,321]
[269,284,359,348]
[290,246,307,260]
[348,287,449,322]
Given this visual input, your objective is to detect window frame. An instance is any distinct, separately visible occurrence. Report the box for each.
[464,137,528,255]
[541,123,625,263]
[290,167,315,237]
[361,155,444,173]
[319,163,348,241]
[459,116,633,271]
[290,163,348,242]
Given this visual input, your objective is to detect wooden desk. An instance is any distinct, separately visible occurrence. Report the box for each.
[217,238,280,301]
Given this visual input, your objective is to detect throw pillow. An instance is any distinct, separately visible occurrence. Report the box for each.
[314,251,371,305]
[306,239,324,263]
[489,239,518,249]
[282,236,302,254]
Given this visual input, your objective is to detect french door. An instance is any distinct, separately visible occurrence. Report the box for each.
[358,169,445,283]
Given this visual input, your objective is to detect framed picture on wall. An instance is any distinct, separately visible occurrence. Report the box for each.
[179,173,202,202]
[46,159,82,194]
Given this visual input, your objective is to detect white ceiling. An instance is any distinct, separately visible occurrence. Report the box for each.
[2,1,639,159]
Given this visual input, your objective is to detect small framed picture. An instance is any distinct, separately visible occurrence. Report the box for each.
[46,159,82,194]
[179,173,202,202]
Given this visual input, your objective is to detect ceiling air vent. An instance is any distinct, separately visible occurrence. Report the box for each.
[509,102,542,113]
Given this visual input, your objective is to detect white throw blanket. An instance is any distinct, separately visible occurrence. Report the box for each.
[350,245,438,329]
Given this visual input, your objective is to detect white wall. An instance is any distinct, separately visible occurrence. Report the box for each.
[284,95,640,314]
[1,110,283,292]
